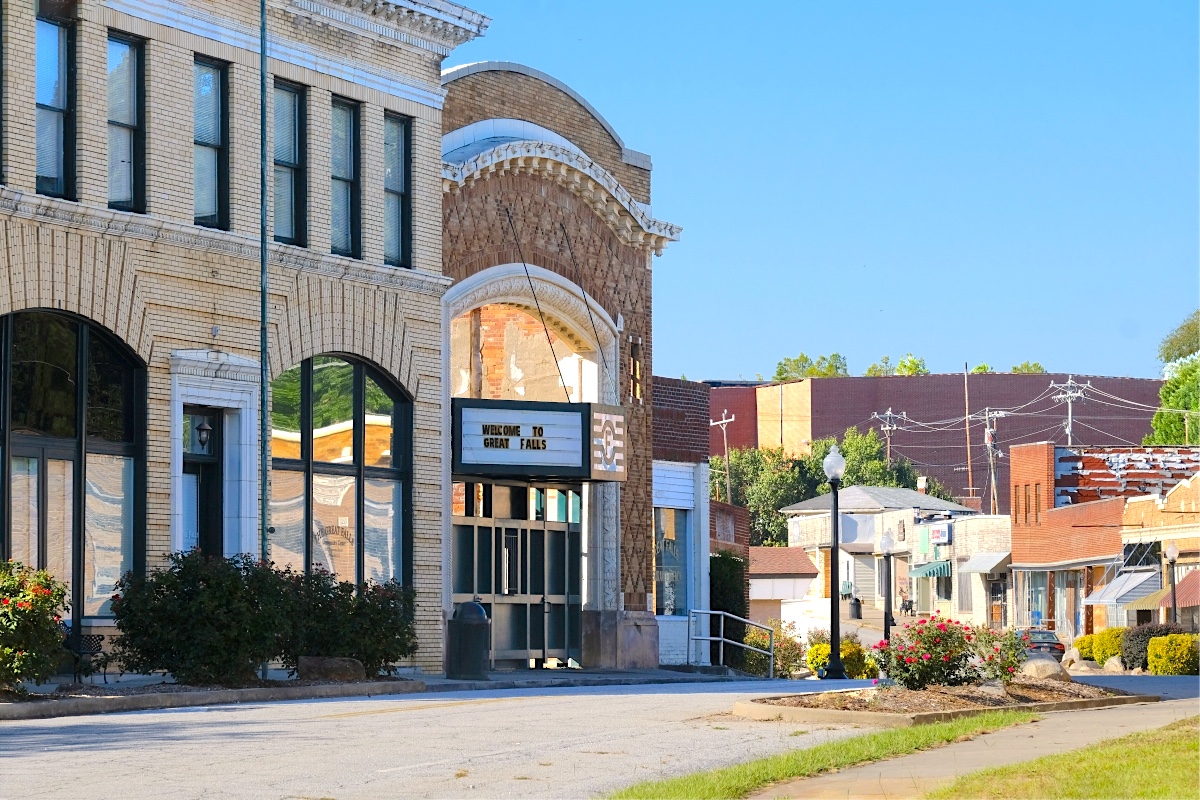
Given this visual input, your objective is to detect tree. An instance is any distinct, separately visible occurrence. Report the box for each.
[802,428,954,500]
[773,352,849,381]
[1158,310,1200,365]
[865,356,895,377]
[971,363,992,374]
[1144,357,1199,445]
[894,353,929,376]
[1011,361,1047,373]
[709,447,811,546]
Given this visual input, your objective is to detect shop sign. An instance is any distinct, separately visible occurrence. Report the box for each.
[452,399,626,482]
[927,521,952,544]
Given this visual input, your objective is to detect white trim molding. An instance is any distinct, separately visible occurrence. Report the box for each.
[442,140,681,256]
[442,62,652,169]
[169,350,261,558]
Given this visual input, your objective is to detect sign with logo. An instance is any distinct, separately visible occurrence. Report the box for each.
[927,521,952,545]
[452,399,626,482]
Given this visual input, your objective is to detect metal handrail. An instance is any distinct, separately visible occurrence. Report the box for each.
[687,609,774,678]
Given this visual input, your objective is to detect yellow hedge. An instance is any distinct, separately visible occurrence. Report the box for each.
[1092,627,1126,666]
[1148,634,1200,676]
[1074,634,1094,661]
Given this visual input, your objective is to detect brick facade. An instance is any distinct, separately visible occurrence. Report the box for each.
[652,376,710,464]
[707,384,760,454]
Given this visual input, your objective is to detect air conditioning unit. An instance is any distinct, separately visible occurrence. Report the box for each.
[985,571,1006,582]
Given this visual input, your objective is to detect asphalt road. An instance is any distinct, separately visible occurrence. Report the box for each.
[0,680,869,800]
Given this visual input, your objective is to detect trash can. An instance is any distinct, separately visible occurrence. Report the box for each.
[446,600,490,680]
[849,597,862,620]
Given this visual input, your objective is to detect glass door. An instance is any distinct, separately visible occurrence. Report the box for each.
[10,444,76,591]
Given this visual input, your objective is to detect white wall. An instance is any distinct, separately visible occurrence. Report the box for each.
[653,460,711,665]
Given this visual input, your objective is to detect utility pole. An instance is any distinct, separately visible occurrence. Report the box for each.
[1050,375,1091,446]
[982,408,1006,514]
[871,408,907,465]
[710,409,736,504]
[963,364,976,499]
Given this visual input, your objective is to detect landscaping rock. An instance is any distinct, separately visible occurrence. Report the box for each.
[297,656,366,682]
[977,679,1008,699]
[1103,656,1126,674]
[1061,647,1081,669]
[1021,653,1071,681]
[1068,659,1102,673]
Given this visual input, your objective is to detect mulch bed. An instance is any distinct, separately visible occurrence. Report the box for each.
[2,675,413,703]
[758,676,1122,714]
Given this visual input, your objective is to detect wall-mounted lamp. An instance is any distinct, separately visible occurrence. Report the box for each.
[196,419,213,449]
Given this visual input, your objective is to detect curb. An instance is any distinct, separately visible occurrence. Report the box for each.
[1,672,746,722]
[731,693,1162,728]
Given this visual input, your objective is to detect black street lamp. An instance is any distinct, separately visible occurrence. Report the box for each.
[880,530,896,642]
[1166,541,1180,625]
[823,445,848,680]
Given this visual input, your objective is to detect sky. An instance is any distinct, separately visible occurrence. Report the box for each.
[445,1,1199,381]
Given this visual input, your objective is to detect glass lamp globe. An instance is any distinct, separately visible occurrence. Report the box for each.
[823,444,846,482]
[1166,541,1180,563]
[879,531,895,554]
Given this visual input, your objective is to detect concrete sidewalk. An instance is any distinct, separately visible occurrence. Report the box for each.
[750,698,1200,799]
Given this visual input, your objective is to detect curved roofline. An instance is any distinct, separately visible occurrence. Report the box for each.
[441,61,652,170]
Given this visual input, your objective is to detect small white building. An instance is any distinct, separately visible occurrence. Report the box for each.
[748,546,818,634]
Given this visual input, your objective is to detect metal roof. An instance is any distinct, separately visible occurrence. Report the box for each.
[781,486,976,515]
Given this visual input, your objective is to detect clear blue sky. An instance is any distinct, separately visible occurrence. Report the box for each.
[446,1,1198,381]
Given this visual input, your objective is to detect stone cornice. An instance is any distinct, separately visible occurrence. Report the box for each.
[0,188,452,297]
[288,0,489,57]
[442,140,681,256]
[170,349,262,383]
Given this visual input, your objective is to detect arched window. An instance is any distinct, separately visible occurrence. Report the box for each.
[269,355,411,584]
[1,311,145,623]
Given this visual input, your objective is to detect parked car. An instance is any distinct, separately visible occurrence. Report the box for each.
[1023,628,1066,661]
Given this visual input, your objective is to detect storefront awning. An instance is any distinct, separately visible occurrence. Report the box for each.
[909,560,951,578]
[1082,571,1158,606]
[1125,586,1171,611]
[959,552,1011,574]
[1161,569,1200,609]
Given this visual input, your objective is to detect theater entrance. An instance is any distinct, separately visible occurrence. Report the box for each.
[452,481,583,668]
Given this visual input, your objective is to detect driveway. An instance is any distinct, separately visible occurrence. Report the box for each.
[0,679,870,799]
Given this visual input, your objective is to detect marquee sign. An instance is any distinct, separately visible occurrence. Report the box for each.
[452,399,626,482]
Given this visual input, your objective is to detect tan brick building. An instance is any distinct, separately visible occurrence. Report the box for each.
[0,0,487,672]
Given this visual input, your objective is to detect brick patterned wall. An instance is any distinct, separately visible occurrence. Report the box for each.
[652,376,710,464]
[1012,497,1125,565]
[710,500,750,611]
[708,385,760,455]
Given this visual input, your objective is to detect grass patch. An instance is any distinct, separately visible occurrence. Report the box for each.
[926,716,1200,799]
[609,709,1037,800]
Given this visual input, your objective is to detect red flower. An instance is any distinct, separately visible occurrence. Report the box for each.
[111,594,121,602]
[1,597,8,605]
[922,653,932,660]
[994,645,1001,652]
[987,655,994,661]
[934,637,941,644]
[905,656,916,664]
[942,654,950,662]
[937,623,947,632]
[1008,666,1016,673]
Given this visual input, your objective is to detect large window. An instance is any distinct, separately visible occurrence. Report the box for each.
[383,114,409,266]
[654,507,689,616]
[107,35,143,211]
[1,311,144,623]
[273,82,305,245]
[330,100,359,257]
[193,59,227,229]
[36,17,72,198]
[269,356,411,584]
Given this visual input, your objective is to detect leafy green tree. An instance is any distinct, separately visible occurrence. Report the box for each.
[1011,361,1047,373]
[802,428,954,500]
[894,353,929,376]
[773,352,849,381]
[1144,357,1199,445]
[971,363,992,374]
[710,447,811,546]
[865,356,895,377]
[1158,310,1200,364]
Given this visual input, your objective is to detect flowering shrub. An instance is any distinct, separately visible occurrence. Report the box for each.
[1147,634,1199,676]
[807,642,831,674]
[1091,627,1126,666]
[1074,634,1094,661]
[804,638,877,678]
[0,560,70,691]
[872,613,1029,689]
[743,619,806,678]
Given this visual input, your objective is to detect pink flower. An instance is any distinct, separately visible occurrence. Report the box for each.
[922,653,932,661]
[937,623,947,632]
[872,679,879,685]
[1008,666,1016,673]
[942,654,950,662]
[994,645,1001,652]
[934,637,941,644]
[904,623,911,629]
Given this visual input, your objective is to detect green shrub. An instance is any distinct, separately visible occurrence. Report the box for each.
[1074,634,1094,661]
[873,614,1029,689]
[1147,634,1200,675]
[1092,627,1126,666]
[973,627,1029,682]
[0,561,70,691]
[1121,623,1186,670]
[281,568,417,676]
[709,552,747,669]
[744,619,805,678]
[111,551,292,686]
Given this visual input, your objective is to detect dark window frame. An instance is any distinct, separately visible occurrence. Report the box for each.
[35,16,76,200]
[270,355,413,586]
[106,31,145,213]
[0,310,146,640]
[272,79,306,246]
[383,113,411,268]
[193,56,229,230]
[330,97,360,259]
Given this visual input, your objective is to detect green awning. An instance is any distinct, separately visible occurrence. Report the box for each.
[909,560,951,578]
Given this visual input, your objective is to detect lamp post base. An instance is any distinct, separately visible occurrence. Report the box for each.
[822,660,848,680]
